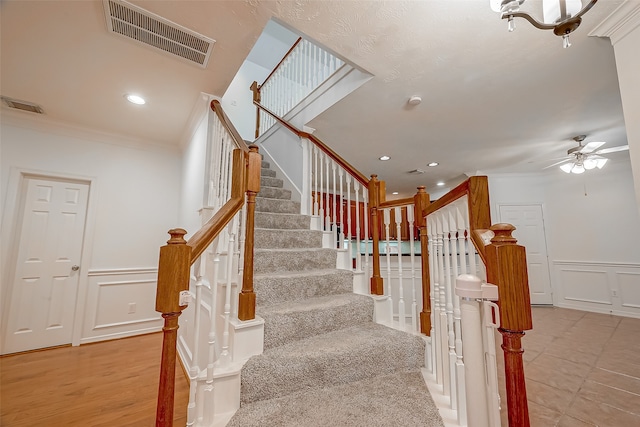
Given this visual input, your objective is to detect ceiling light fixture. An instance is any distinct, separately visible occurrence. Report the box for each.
[437,181,445,187]
[427,162,439,167]
[408,96,422,106]
[125,94,146,105]
[392,191,399,195]
[379,155,390,161]
[490,0,599,48]
[559,154,607,174]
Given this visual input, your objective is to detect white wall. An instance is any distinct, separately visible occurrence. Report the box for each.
[1,113,182,344]
[221,60,272,142]
[488,159,640,317]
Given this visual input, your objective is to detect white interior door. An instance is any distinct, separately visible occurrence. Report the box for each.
[498,204,553,305]
[3,177,89,354]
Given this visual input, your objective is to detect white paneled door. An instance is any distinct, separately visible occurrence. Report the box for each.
[498,204,553,305]
[3,177,89,354]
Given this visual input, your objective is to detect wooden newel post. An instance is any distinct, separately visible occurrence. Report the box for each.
[368,175,384,295]
[485,223,533,427]
[250,81,261,139]
[155,228,191,427]
[238,144,261,321]
[413,186,432,335]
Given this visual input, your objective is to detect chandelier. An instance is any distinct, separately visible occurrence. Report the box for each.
[490,0,599,48]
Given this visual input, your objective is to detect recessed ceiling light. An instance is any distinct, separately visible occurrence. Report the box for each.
[436,181,445,186]
[379,155,390,161]
[125,94,146,105]
[428,162,439,167]
[392,191,399,195]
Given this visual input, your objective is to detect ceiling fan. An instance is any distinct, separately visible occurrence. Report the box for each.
[546,135,630,174]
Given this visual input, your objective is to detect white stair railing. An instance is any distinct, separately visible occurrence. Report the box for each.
[255,38,345,138]
[423,195,499,427]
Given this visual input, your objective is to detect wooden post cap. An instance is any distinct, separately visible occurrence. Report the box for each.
[249,144,259,153]
[416,186,426,193]
[490,223,517,244]
[167,228,187,245]
[370,174,378,181]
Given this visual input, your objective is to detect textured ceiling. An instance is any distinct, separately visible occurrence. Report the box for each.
[0,0,629,196]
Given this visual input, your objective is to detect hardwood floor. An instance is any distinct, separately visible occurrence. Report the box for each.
[0,333,189,426]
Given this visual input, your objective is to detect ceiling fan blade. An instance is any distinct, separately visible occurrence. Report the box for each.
[543,158,571,169]
[596,145,629,155]
[579,141,606,153]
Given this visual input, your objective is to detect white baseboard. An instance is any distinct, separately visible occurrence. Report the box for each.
[79,325,162,345]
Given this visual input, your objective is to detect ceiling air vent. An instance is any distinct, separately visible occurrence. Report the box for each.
[1,96,44,114]
[103,0,215,68]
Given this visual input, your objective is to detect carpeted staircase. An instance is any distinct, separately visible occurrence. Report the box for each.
[227,159,444,427]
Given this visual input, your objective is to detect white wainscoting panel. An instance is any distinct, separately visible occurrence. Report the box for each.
[81,268,162,343]
[553,261,640,318]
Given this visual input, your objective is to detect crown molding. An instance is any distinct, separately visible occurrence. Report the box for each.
[1,107,180,154]
[589,0,640,45]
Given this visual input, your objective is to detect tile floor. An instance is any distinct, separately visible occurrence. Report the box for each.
[501,306,640,426]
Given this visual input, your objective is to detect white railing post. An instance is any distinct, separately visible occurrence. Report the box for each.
[394,207,405,331]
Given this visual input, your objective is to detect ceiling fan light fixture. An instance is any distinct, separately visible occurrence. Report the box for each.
[560,163,573,173]
[571,163,585,174]
[583,158,597,170]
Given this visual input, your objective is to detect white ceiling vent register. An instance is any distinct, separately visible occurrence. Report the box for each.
[103,0,215,68]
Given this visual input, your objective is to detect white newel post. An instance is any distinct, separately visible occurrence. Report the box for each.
[455,274,500,427]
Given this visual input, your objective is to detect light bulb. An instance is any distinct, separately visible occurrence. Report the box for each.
[562,34,571,49]
[560,163,573,173]
[583,158,597,170]
[571,164,585,174]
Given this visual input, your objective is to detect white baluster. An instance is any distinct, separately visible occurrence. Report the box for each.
[203,238,220,425]
[383,208,392,294]
[442,210,457,408]
[407,205,418,332]
[435,214,450,398]
[218,218,237,366]
[395,207,405,331]
[338,168,344,249]
[332,161,337,248]
[319,152,324,227]
[324,155,330,231]
[187,256,204,427]
[449,207,466,424]
[345,175,352,267]
[354,181,361,271]
[362,186,370,280]
[313,146,319,217]
[428,216,439,381]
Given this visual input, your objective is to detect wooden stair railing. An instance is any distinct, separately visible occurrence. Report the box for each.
[154,101,260,427]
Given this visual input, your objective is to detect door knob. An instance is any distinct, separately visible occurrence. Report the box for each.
[71,265,80,271]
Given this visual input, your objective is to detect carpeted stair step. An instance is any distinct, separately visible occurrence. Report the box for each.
[254,248,336,274]
[254,269,354,306]
[255,212,310,230]
[261,176,283,188]
[240,322,425,404]
[256,197,300,214]
[261,160,270,169]
[259,293,374,350]
[255,228,323,249]
[261,167,276,178]
[227,369,444,427]
[258,186,291,200]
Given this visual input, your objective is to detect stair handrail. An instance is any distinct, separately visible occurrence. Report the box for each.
[421,176,532,427]
[154,102,260,426]
[253,100,385,294]
[210,99,249,152]
[259,37,303,90]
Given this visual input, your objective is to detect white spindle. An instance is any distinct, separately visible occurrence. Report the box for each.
[332,161,337,247]
[313,146,319,216]
[428,216,442,385]
[354,182,361,271]
[435,214,450,398]
[219,218,237,366]
[362,186,370,280]
[346,175,352,265]
[407,206,418,332]
[395,207,405,331]
[203,239,220,425]
[324,155,330,231]
[187,257,204,426]
[319,152,325,225]
[442,211,457,408]
[338,168,344,248]
[383,208,392,296]
[449,208,466,424]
